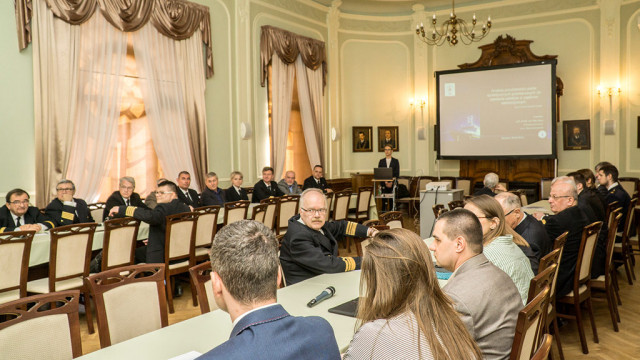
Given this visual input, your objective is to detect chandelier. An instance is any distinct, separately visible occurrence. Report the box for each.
[415,0,491,46]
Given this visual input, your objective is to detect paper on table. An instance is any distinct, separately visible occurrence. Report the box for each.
[168,351,202,360]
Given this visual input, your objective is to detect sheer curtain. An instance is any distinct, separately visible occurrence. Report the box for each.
[65,12,127,203]
[271,55,296,179]
[295,57,324,169]
[132,24,200,191]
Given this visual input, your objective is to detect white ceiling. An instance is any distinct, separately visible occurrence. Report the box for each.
[310,0,502,16]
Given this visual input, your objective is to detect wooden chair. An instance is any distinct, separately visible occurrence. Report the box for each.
[379,211,403,229]
[510,189,529,206]
[618,177,639,198]
[252,203,268,224]
[448,200,464,210]
[613,197,637,285]
[416,176,436,192]
[0,231,34,304]
[354,225,390,257]
[101,217,140,271]
[324,192,334,220]
[629,207,640,263]
[557,221,602,354]
[439,176,456,189]
[432,204,445,219]
[510,286,551,360]
[26,223,97,334]
[591,211,623,332]
[455,177,473,196]
[85,264,168,348]
[527,263,557,304]
[348,186,373,223]
[604,201,620,229]
[0,290,82,358]
[539,231,568,360]
[498,178,509,193]
[223,200,250,226]
[193,206,220,263]
[531,334,553,360]
[188,261,217,315]
[259,197,279,231]
[244,187,254,203]
[277,195,300,235]
[362,219,382,227]
[163,212,198,313]
[332,190,352,221]
[540,178,553,200]
[88,202,107,223]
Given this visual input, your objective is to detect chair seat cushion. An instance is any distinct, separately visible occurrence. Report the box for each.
[27,277,83,294]
[562,284,588,298]
[168,260,190,270]
[195,248,208,257]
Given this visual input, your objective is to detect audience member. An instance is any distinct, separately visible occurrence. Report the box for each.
[377,145,399,178]
[594,161,612,202]
[597,164,631,234]
[495,192,551,273]
[144,178,168,209]
[198,220,340,360]
[201,172,226,206]
[465,195,534,303]
[225,171,249,202]
[252,167,285,203]
[303,165,332,193]
[428,209,522,360]
[473,172,505,197]
[0,189,55,233]
[344,228,482,360]
[279,188,375,285]
[103,176,148,221]
[577,168,607,208]
[44,179,94,226]
[176,171,201,208]
[277,171,302,195]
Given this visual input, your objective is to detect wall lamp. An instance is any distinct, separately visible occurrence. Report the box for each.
[409,97,426,108]
[597,85,621,97]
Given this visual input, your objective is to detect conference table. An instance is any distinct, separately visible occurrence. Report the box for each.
[522,200,552,215]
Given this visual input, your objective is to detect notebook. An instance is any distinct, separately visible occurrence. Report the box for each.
[328,297,359,317]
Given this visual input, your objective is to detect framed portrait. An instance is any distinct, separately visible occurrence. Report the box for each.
[563,120,590,150]
[352,126,373,152]
[378,126,399,152]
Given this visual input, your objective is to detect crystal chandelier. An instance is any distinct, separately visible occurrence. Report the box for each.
[415,0,491,46]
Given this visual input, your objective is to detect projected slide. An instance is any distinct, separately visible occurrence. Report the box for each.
[436,61,556,159]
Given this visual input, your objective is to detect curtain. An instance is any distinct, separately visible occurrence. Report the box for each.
[132,23,200,192]
[270,55,296,179]
[295,57,323,169]
[65,11,128,204]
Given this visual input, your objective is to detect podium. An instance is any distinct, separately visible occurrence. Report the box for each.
[419,189,464,238]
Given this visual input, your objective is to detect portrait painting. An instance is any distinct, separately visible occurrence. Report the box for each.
[352,126,373,152]
[563,120,590,150]
[378,126,399,152]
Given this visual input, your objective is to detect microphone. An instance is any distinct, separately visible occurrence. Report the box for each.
[307,286,336,308]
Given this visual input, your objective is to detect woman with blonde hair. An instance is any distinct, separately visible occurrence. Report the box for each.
[464,195,534,304]
[343,228,482,360]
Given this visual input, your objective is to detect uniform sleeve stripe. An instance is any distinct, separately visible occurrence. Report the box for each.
[346,222,357,236]
[341,257,356,272]
[125,206,137,217]
[61,211,75,221]
[0,227,5,233]
[45,221,55,228]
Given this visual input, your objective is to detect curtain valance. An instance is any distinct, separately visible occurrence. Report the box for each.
[15,0,213,78]
[260,25,326,89]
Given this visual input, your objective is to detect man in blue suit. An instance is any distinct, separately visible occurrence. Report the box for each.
[198,220,340,360]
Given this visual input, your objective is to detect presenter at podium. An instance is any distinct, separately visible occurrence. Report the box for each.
[378,145,399,178]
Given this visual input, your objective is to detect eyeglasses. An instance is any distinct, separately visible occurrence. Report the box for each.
[120,186,134,190]
[549,195,571,200]
[155,191,174,195]
[10,200,29,206]
[56,188,74,192]
[504,208,516,216]
[301,208,327,215]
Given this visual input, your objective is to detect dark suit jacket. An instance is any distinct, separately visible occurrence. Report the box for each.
[200,187,226,207]
[45,198,94,226]
[104,191,148,221]
[378,157,400,178]
[542,205,590,297]
[302,176,331,193]
[605,184,631,233]
[380,138,396,149]
[0,205,55,232]
[224,186,249,202]
[355,139,369,149]
[514,214,552,273]
[252,180,284,203]
[177,188,201,208]
[197,304,340,360]
[116,198,190,264]
[473,187,497,197]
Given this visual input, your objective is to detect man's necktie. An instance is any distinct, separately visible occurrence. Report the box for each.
[186,191,192,202]
[16,217,21,226]
[125,199,130,206]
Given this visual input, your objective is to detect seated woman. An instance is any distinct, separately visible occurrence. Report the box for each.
[343,228,482,360]
[464,195,534,304]
[201,172,226,206]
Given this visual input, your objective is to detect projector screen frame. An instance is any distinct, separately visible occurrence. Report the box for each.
[435,60,558,160]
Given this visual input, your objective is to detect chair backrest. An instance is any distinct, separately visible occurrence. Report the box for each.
[455,177,473,196]
[88,202,107,223]
[102,217,140,271]
[278,195,300,233]
[604,211,623,278]
[0,231,34,304]
[49,223,97,292]
[324,192,334,220]
[538,248,561,300]
[575,221,603,285]
[85,264,168,347]
[527,263,557,303]
[510,286,550,360]
[605,201,620,228]
[251,204,268,224]
[333,190,352,221]
[539,178,553,200]
[244,187,254,202]
[498,179,509,192]
[259,197,279,230]
[223,200,249,225]
[432,204,445,218]
[622,197,638,239]
[417,176,434,192]
[0,290,82,358]
[188,261,217,315]
[165,212,197,262]
[618,177,639,198]
[355,186,373,215]
[379,211,403,229]
[510,190,528,206]
[439,177,455,189]
[193,206,220,248]
[448,200,464,210]
[396,176,411,194]
[531,334,553,360]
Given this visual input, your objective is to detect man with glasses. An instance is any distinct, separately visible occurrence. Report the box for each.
[279,188,377,285]
[44,179,94,226]
[0,188,55,232]
[103,176,148,221]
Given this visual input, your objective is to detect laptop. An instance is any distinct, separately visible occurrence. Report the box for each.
[328,297,359,317]
[373,167,393,180]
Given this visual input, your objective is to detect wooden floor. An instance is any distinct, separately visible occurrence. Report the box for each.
[78,216,640,358]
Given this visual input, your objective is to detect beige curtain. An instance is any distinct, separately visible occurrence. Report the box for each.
[295,57,324,169]
[270,56,296,179]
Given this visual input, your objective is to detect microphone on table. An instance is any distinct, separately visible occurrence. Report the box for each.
[307,286,336,308]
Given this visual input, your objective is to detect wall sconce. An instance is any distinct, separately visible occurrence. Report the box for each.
[409,97,427,108]
[597,85,621,97]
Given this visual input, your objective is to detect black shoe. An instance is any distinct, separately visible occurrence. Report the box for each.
[174,284,183,298]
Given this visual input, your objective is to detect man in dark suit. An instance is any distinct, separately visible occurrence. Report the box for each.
[0,188,55,233]
[303,165,332,193]
[199,219,340,360]
[44,179,94,226]
[176,171,200,208]
[378,145,400,178]
[496,192,551,273]
[473,172,506,197]
[252,166,284,203]
[594,161,612,205]
[355,131,369,150]
[596,164,631,234]
[103,176,148,221]
[225,171,249,202]
[536,176,590,297]
[380,129,396,150]
[201,172,226,206]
